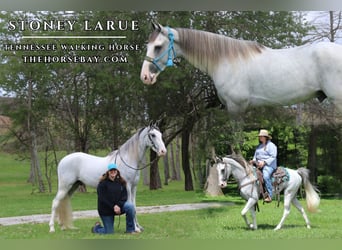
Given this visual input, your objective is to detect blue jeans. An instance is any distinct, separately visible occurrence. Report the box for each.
[93,201,136,234]
[263,166,275,197]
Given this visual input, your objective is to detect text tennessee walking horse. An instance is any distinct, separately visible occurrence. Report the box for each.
[214,155,320,230]
[141,22,342,114]
[49,124,166,233]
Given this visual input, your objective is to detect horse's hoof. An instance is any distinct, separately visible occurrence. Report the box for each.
[49,228,55,233]
[306,225,311,229]
[274,226,281,231]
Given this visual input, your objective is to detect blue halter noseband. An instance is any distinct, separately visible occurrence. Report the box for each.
[144,27,176,72]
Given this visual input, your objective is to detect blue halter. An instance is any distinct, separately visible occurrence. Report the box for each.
[144,27,176,72]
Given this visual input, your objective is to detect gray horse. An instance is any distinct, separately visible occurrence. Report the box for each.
[215,155,320,230]
[49,124,166,233]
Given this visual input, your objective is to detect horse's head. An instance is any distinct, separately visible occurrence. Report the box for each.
[140,22,178,85]
[215,157,230,188]
[146,123,167,157]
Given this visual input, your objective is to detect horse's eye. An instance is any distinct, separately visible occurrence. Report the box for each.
[154,45,162,53]
[150,134,156,138]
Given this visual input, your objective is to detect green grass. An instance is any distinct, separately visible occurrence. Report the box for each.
[1,199,341,239]
[0,151,341,239]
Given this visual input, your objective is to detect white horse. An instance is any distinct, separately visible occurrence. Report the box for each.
[215,155,320,230]
[141,22,342,114]
[49,124,167,233]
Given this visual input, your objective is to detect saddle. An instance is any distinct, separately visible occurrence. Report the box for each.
[255,166,289,204]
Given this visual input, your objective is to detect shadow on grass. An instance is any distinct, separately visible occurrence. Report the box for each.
[222,224,275,231]
[222,223,311,231]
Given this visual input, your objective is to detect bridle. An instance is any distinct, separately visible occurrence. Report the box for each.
[115,126,162,171]
[217,161,229,184]
[144,27,177,72]
[219,160,257,190]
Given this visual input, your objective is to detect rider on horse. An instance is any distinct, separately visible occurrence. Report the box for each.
[249,129,277,203]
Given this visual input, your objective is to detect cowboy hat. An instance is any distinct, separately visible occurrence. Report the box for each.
[258,129,272,139]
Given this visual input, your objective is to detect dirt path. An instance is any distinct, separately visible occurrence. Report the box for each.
[0,202,233,226]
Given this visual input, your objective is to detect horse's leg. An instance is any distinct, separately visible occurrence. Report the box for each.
[274,192,293,231]
[131,184,143,232]
[49,180,80,233]
[241,198,257,230]
[49,189,68,232]
[292,197,311,229]
[249,206,257,230]
[58,181,82,231]
[125,183,140,232]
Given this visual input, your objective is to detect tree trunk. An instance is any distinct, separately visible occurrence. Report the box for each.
[307,126,318,184]
[181,127,194,191]
[29,130,45,193]
[173,136,181,180]
[204,159,224,196]
[163,150,170,185]
[149,150,161,190]
[27,79,45,193]
[143,167,149,186]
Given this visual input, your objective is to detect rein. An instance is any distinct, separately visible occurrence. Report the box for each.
[222,161,257,196]
[239,175,257,190]
[115,149,160,171]
[144,27,176,72]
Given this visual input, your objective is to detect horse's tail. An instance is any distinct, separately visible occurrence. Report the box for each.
[297,168,320,213]
[57,195,73,229]
[56,181,81,229]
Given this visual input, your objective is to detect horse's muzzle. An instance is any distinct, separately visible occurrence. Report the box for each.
[157,149,167,156]
[219,182,227,188]
[141,72,157,85]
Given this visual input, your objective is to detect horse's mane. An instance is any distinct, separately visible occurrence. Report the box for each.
[226,154,253,175]
[107,128,145,159]
[176,28,265,72]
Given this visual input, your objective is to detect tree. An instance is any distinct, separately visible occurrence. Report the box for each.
[0,11,59,192]
[307,11,342,43]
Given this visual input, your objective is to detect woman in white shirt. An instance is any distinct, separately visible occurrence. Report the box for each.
[250,129,277,203]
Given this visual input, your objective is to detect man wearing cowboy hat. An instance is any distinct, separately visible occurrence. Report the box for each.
[250,129,277,203]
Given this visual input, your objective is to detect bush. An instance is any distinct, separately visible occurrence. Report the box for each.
[317,175,342,196]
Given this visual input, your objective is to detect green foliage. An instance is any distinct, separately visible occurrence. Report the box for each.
[317,175,342,195]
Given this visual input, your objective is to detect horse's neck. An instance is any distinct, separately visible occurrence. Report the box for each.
[173,29,211,75]
[119,129,147,163]
[136,128,149,160]
[230,163,249,184]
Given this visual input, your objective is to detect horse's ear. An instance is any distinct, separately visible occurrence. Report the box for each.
[148,120,158,130]
[151,21,162,32]
[209,155,225,168]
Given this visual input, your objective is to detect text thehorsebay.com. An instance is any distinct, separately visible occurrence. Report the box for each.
[3,19,141,64]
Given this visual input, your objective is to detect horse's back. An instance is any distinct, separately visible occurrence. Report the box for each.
[57,152,108,188]
[283,168,303,190]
